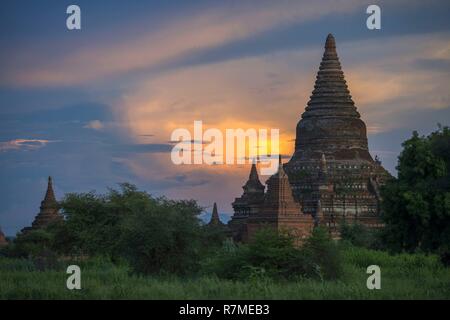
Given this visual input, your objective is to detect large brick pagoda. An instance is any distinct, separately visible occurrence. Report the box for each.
[229,34,391,241]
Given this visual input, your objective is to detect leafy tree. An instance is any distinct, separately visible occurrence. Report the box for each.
[120,198,203,275]
[381,126,450,263]
[9,183,221,274]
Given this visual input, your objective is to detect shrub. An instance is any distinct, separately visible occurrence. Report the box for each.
[202,227,342,281]
[303,227,342,280]
[4,230,62,270]
[340,223,385,250]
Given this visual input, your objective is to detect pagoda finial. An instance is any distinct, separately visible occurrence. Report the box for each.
[325,33,336,51]
[249,162,259,181]
[42,176,57,206]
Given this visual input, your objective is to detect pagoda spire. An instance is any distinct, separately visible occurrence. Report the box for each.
[243,163,265,192]
[42,176,57,207]
[21,176,63,234]
[293,33,370,160]
[303,33,360,118]
[249,162,259,181]
[208,202,224,226]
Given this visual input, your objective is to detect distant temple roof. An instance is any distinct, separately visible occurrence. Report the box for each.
[243,163,265,193]
[208,202,224,226]
[22,176,63,234]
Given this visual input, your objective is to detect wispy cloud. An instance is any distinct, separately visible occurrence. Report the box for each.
[83,120,104,130]
[2,0,366,87]
[0,139,58,152]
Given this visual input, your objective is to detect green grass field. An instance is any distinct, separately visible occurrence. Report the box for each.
[1,246,449,299]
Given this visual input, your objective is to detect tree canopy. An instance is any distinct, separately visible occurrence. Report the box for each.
[381,125,450,261]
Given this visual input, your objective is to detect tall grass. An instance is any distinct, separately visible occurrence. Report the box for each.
[1,246,449,299]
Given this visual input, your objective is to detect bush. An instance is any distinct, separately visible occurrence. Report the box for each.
[120,198,204,275]
[303,227,342,280]
[3,230,62,270]
[202,227,342,281]
[340,223,384,250]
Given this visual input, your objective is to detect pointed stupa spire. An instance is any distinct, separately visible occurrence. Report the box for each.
[249,162,259,181]
[243,162,265,192]
[303,33,359,118]
[208,202,224,226]
[21,176,63,233]
[325,33,336,53]
[293,33,370,160]
[42,176,57,206]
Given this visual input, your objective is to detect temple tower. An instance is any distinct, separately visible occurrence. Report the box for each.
[285,34,391,227]
[232,162,265,217]
[229,163,265,241]
[21,176,64,234]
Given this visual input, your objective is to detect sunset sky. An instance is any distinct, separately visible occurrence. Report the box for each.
[1,0,449,235]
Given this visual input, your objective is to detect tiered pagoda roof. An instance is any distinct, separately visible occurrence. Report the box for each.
[232,163,265,211]
[294,33,372,161]
[22,176,63,233]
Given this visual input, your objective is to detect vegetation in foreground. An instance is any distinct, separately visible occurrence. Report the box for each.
[0,245,449,300]
[0,126,449,299]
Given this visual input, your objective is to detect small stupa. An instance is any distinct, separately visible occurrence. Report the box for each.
[21,176,63,234]
[208,202,225,226]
